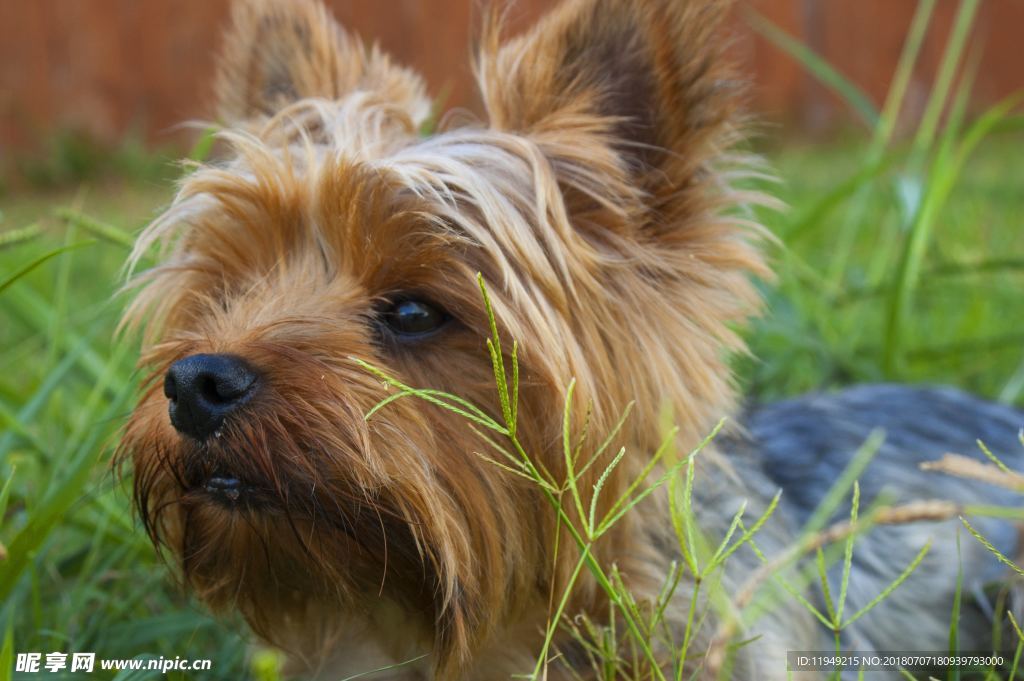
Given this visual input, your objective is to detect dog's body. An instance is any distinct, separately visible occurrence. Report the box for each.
[118,0,1024,679]
[741,386,1023,659]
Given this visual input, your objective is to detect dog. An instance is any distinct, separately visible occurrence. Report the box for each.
[117,0,1024,678]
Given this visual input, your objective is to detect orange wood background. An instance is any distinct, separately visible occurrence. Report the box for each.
[1,1,1022,157]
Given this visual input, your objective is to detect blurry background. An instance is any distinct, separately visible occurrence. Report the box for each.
[2,0,1024,168]
[1,2,1022,680]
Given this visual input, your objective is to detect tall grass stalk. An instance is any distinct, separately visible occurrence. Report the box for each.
[746,0,1022,394]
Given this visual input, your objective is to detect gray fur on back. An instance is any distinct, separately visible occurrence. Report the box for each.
[737,384,1024,675]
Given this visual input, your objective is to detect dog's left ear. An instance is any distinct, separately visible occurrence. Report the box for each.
[215,0,429,126]
[479,0,740,207]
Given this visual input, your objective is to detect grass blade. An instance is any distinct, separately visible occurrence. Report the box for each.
[843,540,931,627]
[746,9,879,128]
[0,241,94,296]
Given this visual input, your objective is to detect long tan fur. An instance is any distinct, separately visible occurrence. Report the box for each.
[118,0,781,678]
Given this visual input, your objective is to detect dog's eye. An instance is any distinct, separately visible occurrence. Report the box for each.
[381,299,448,338]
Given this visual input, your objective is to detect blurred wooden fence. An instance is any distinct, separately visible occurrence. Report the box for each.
[1,0,1022,157]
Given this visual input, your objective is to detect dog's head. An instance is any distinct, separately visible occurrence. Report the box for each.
[118,0,765,673]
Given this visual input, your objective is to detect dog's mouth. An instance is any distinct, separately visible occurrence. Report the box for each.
[171,429,334,515]
[203,474,245,503]
[185,462,276,511]
[195,473,266,509]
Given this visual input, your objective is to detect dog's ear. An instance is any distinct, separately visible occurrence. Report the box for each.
[215,0,429,125]
[479,0,741,201]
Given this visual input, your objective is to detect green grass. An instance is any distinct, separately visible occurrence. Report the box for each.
[0,180,258,681]
[742,0,1024,404]
[740,133,1024,403]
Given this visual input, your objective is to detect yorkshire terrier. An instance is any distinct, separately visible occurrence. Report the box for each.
[118,0,1024,678]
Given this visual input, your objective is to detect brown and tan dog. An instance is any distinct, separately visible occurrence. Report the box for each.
[117,1,1024,679]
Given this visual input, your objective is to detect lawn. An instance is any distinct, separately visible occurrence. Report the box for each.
[1,126,1022,679]
[745,135,1024,403]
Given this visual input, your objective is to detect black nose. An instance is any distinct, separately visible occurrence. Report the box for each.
[164,354,258,441]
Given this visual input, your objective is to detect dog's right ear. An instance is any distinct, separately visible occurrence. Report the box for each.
[478,0,742,216]
[215,0,429,126]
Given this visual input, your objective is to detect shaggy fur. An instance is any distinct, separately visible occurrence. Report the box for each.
[117,0,1024,679]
